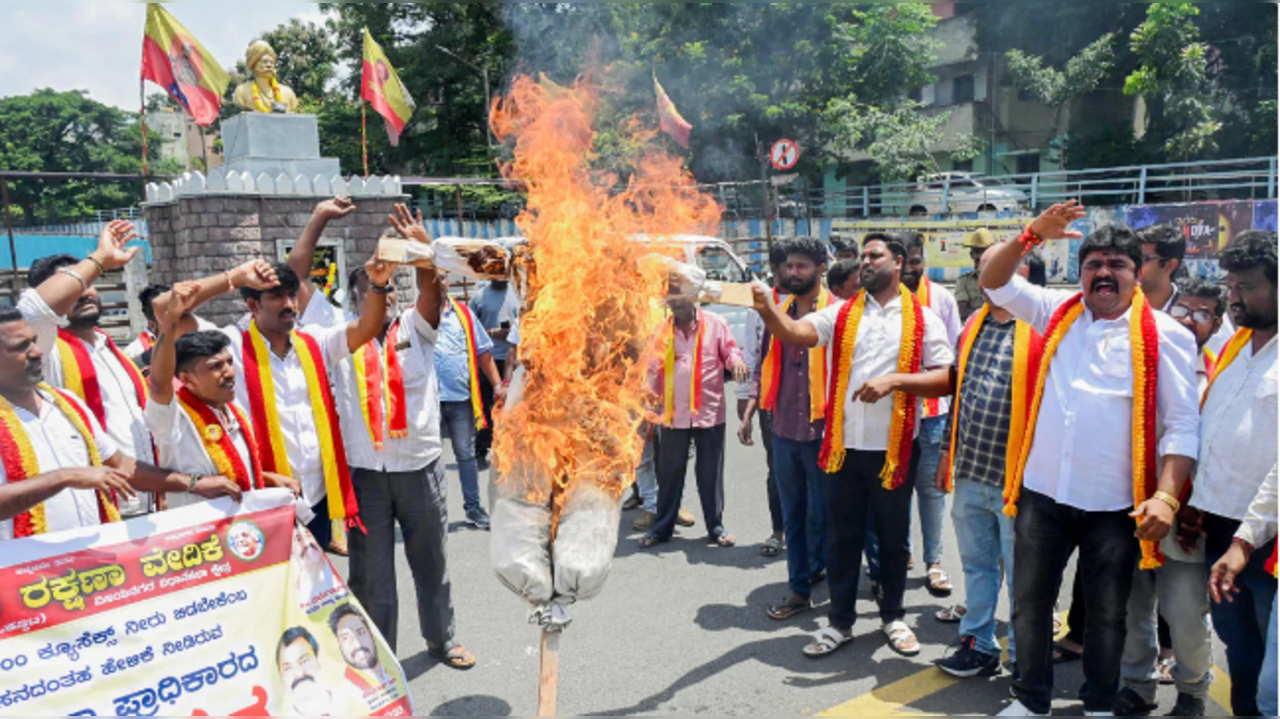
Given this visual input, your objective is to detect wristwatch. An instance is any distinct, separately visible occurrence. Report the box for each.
[187,474,203,493]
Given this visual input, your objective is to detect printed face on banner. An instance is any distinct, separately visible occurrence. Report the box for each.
[0,491,414,717]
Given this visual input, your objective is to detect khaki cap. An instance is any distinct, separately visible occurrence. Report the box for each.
[963,228,997,250]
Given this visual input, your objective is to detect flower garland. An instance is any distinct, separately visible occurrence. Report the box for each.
[662,309,706,426]
[818,285,925,490]
[176,386,263,492]
[352,320,408,451]
[251,77,284,113]
[1008,289,1162,569]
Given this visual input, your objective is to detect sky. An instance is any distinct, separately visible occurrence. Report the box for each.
[0,3,331,110]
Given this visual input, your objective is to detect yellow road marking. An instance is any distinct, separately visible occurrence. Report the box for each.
[819,666,952,716]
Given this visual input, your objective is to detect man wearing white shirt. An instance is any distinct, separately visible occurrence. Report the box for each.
[1184,230,1277,717]
[751,234,955,660]
[26,227,160,518]
[980,204,1200,718]
[2,262,241,539]
[321,205,476,670]
[125,284,218,368]
[143,272,301,512]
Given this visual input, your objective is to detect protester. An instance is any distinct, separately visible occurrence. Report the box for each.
[831,236,859,262]
[899,232,963,597]
[1137,225,1187,313]
[751,233,954,659]
[144,273,301,511]
[1169,279,1227,398]
[980,204,1200,717]
[168,197,397,552]
[640,298,749,549]
[935,252,1042,680]
[1185,230,1278,717]
[827,259,862,301]
[434,279,505,531]
[26,222,162,518]
[1209,463,1278,718]
[955,228,997,320]
[2,235,242,539]
[738,241,792,554]
[631,297,686,533]
[739,238,832,620]
[470,277,521,471]
[126,283,217,368]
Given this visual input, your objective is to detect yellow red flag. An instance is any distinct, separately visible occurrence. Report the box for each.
[362,29,416,147]
[140,3,229,127]
[655,76,693,149]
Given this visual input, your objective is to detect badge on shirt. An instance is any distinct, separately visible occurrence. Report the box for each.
[204,424,224,443]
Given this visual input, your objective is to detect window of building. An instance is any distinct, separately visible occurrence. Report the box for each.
[1016,153,1041,175]
[953,75,975,104]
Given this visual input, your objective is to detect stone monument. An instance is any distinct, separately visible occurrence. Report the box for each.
[233,40,299,114]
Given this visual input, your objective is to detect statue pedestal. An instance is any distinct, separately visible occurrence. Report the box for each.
[220,113,341,181]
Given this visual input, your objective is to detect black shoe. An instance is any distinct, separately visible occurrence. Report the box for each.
[465,507,491,531]
[810,570,827,586]
[1165,694,1205,717]
[1002,660,1019,682]
[477,455,491,472]
[936,636,1001,679]
[1114,687,1158,717]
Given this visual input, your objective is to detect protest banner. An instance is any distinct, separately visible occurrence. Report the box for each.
[0,490,413,717]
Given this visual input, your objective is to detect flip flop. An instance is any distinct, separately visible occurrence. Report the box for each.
[431,645,476,670]
[926,565,954,598]
[803,627,853,658]
[935,604,968,623]
[884,620,921,657]
[767,600,814,621]
[713,533,736,548]
[760,536,784,557]
[638,535,667,549]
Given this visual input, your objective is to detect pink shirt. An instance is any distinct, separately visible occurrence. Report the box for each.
[651,309,744,430]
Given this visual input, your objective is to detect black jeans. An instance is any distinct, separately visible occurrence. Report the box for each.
[347,462,456,653]
[1204,512,1278,717]
[651,424,728,541]
[760,410,784,535]
[307,499,332,550]
[1012,490,1139,715]
[824,447,918,631]
[475,358,506,460]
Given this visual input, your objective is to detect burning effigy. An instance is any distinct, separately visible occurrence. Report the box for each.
[487,73,722,713]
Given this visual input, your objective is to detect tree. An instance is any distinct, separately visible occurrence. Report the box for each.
[1006,34,1116,169]
[1124,3,1222,161]
[0,90,178,224]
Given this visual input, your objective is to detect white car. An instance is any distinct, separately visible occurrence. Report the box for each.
[907,173,1028,216]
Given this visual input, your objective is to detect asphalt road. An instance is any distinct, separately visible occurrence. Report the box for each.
[329,407,1233,716]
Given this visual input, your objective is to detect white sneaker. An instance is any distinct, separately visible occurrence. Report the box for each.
[998,701,1050,717]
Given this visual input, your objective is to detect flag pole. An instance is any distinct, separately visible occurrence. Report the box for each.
[140,79,149,180]
[361,99,370,179]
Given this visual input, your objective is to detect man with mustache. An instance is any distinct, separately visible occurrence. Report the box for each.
[751,233,955,660]
[142,268,301,512]
[980,203,1201,717]
[26,221,162,518]
[740,239,832,621]
[1183,230,1278,716]
[161,198,400,551]
[329,603,410,715]
[276,626,335,717]
[1,227,242,540]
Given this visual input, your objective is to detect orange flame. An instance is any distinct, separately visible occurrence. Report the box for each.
[490,74,721,514]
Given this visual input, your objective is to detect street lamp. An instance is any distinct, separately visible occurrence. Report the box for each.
[435,45,494,148]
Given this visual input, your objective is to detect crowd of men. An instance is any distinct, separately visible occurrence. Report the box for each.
[637,203,1277,717]
[0,195,1274,716]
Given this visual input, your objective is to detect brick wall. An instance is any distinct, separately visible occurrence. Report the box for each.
[146,194,412,327]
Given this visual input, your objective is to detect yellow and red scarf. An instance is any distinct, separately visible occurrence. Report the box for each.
[1201,346,1218,380]
[662,310,707,426]
[137,331,154,354]
[819,286,925,489]
[242,322,359,528]
[0,386,121,537]
[1201,329,1252,409]
[56,328,149,428]
[1008,289,1164,569]
[449,299,488,431]
[176,386,264,492]
[760,289,832,423]
[352,320,409,450]
[944,306,1042,494]
[916,280,945,419]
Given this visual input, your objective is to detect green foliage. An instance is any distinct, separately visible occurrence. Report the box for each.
[0,90,170,223]
[1006,34,1115,168]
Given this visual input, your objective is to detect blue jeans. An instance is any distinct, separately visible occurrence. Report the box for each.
[914,416,948,566]
[773,436,827,600]
[1204,513,1278,716]
[952,478,1017,662]
[635,431,659,514]
[1261,592,1278,718]
[440,401,482,511]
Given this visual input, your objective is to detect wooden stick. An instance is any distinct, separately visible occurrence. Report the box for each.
[537,628,560,717]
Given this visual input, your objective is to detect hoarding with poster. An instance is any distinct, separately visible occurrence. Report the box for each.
[0,491,412,717]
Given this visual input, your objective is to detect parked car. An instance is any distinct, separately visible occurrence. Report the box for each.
[907,172,1028,216]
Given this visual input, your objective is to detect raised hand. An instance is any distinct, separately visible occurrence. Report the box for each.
[389,204,431,245]
[95,220,141,271]
[234,260,279,291]
[365,256,400,288]
[314,196,356,223]
[1029,201,1088,242]
[157,281,200,330]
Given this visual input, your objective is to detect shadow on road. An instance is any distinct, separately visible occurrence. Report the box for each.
[429,695,513,716]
